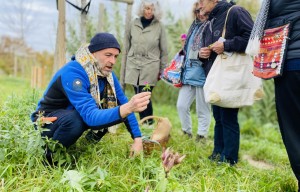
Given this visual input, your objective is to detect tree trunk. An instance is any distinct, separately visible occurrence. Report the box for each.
[53,0,66,74]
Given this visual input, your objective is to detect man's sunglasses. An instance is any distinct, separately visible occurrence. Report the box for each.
[194,9,200,14]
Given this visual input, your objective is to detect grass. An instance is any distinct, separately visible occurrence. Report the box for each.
[0,76,31,101]
[0,76,298,191]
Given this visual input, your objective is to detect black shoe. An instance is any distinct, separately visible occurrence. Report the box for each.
[182,131,192,138]
[208,153,221,162]
[187,133,193,138]
[85,129,108,143]
[43,147,57,166]
[217,156,236,166]
[195,135,205,142]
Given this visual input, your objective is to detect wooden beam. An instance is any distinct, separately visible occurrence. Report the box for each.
[111,0,133,5]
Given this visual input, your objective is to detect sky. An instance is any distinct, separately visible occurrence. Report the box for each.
[0,0,195,53]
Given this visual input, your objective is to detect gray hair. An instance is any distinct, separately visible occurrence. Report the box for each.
[136,0,163,21]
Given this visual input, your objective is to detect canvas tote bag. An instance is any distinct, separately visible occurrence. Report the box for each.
[204,6,264,108]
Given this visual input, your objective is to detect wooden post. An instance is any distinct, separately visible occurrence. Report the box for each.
[37,67,45,88]
[31,66,35,88]
[53,0,66,74]
[31,66,38,88]
[110,0,133,89]
[81,0,87,44]
[97,3,105,32]
[14,54,17,77]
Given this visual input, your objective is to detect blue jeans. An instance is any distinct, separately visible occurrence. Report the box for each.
[41,109,87,148]
[212,105,240,163]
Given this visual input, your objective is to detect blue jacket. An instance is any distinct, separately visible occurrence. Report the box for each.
[181,21,206,87]
[31,59,141,139]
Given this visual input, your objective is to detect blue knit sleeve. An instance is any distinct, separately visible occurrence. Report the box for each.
[60,62,123,127]
[112,73,142,138]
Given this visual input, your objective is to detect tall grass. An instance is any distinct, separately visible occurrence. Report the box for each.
[0,76,297,191]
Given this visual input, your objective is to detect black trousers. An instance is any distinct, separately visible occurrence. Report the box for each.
[133,85,154,125]
[212,106,240,164]
[275,71,300,186]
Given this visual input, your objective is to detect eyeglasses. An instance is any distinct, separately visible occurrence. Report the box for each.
[194,9,200,14]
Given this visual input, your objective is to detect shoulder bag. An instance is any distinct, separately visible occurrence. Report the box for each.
[253,23,290,79]
[203,6,264,108]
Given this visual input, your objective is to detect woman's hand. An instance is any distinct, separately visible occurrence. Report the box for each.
[198,47,212,59]
[210,41,224,55]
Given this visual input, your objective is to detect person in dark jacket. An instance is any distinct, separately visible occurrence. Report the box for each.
[198,0,253,165]
[247,0,300,190]
[31,33,151,161]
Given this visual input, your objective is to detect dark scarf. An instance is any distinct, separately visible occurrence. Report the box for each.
[141,16,154,28]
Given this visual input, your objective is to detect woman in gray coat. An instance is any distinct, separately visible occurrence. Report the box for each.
[120,0,168,125]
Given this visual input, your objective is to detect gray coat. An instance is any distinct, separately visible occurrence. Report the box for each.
[120,17,168,87]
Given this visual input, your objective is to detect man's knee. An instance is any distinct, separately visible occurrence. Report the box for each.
[63,111,86,135]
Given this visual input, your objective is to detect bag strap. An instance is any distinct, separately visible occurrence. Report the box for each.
[221,5,236,38]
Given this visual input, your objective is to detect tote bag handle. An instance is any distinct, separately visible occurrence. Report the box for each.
[221,5,236,38]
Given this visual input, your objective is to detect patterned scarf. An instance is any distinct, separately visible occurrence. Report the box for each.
[75,45,117,110]
[246,0,271,56]
[184,19,210,60]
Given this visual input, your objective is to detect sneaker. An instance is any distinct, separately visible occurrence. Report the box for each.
[195,135,205,142]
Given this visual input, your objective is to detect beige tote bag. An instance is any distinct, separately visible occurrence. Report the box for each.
[203,6,264,108]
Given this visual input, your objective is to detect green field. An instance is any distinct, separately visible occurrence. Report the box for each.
[0,76,297,191]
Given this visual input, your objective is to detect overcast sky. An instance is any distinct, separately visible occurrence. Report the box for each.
[0,0,195,53]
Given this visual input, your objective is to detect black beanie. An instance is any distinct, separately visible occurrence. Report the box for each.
[88,33,121,53]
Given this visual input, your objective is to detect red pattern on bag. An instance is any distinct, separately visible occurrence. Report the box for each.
[253,24,290,79]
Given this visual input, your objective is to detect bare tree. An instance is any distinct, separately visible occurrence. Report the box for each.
[0,0,38,44]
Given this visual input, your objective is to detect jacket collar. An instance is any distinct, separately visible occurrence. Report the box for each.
[134,17,158,30]
[209,1,232,20]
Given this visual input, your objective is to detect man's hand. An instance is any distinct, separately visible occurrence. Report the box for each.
[198,47,212,59]
[120,92,151,118]
[210,41,224,55]
[129,137,143,157]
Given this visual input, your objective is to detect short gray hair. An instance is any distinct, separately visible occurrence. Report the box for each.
[136,0,163,21]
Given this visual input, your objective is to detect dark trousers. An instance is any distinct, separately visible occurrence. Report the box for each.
[275,71,300,185]
[41,109,87,148]
[212,105,240,163]
[133,85,154,124]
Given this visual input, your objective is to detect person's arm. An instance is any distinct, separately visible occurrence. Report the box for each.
[113,73,149,157]
[61,63,150,129]
[159,23,168,73]
[113,73,142,139]
[223,6,254,53]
